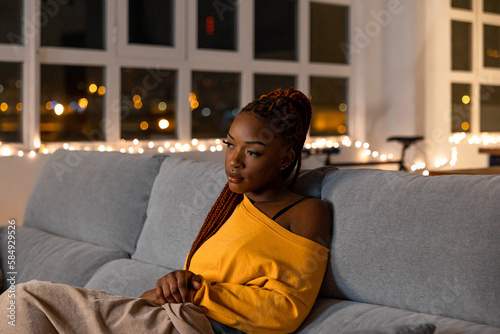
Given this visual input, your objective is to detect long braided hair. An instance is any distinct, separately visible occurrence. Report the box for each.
[185,88,312,269]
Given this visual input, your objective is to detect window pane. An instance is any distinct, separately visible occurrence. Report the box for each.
[484,25,500,68]
[192,71,240,138]
[484,0,500,14]
[255,0,297,60]
[451,21,472,71]
[121,68,177,140]
[451,83,471,133]
[129,0,173,47]
[0,1,22,44]
[198,0,236,50]
[254,74,296,99]
[41,0,104,49]
[40,65,104,142]
[481,85,500,132]
[0,62,22,142]
[310,2,349,64]
[310,76,348,136]
[451,0,472,10]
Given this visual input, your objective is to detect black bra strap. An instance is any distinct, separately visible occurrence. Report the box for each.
[272,196,313,221]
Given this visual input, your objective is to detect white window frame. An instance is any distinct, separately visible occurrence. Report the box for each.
[1,0,355,153]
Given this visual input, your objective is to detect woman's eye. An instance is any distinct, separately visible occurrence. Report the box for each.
[248,151,262,157]
[222,140,233,148]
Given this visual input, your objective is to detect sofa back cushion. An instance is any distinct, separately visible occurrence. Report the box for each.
[24,149,166,254]
[132,158,338,270]
[132,158,227,269]
[319,169,500,327]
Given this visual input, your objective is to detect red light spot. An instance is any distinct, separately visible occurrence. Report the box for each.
[206,16,214,36]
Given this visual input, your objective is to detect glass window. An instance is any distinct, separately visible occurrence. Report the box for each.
[40,65,104,142]
[484,24,500,68]
[310,2,349,64]
[481,85,500,132]
[451,21,472,71]
[255,0,297,61]
[129,0,173,47]
[121,67,177,140]
[198,0,236,51]
[0,62,22,142]
[451,83,471,133]
[254,74,296,99]
[310,76,348,136]
[484,0,500,14]
[451,0,472,10]
[41,0,104,49]
[191,71,240,138]
[0,1,22,44]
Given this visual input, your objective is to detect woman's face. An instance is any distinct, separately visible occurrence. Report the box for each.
[224,112,294,197]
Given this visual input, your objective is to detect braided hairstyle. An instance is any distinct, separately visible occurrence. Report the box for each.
[185,88,312,269]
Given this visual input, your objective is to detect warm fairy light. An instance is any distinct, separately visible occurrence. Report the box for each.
[216,144,223,151]
[120,148,126,153]
[1,103,8,112]
[183,144,190,151]
[198,144,206,152]
[337,125,346,134]
[423,170,430,176]
[97,86,106,95]
[364,149,371,156]
[175,143,181,150]
[54,103,64,115]
[139,148,144,154]
[1,146,12,156]
[192,139,199,146]
[98,145,106,152]
[29,151,36,158]
[450,147,458,166]
[133,139,139,145]
[342,137,351,147]
[158,147,164,153]
[16,102,22,111]
[355,141,362,148]
[411,162,426,171]
[215,139,221,144]
[89,84,98,93]
[128,147,134,153]
[462,95,470,104]
[326,140,333,148]
[164,141,170,148]
[372,151,379,158]
[380,154,387,161]
[434,157,448,168]
[42,148,49,154]
[461,122,470,131]
[170,147,175,153]
[18,150,24,157]
[388,153,394,159]
[363,142,370,149]
[63,143,69,149]
[46,101,53,110]
[134,101,143,109]
[148,141,154,149]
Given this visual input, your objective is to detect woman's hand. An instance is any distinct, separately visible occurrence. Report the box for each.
[141,270,203,305]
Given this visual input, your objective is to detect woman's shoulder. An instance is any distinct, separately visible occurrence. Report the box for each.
[288,197,332,248]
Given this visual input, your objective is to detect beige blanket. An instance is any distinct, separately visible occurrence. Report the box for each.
[0,280,215,334]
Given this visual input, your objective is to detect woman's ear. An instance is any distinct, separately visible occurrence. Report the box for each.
[280,149,296,170]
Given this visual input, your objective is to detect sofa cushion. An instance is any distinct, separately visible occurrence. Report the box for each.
[319,169,500,327]
[23,149,167,254]
[0,226,128,291]
[84,259,172,298]
[297,298,499,333]
[132,158,227,269]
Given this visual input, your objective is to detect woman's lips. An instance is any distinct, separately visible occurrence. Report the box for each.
[227,173,244,183]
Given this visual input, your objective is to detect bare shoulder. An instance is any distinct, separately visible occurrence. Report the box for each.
[288,198,332,248]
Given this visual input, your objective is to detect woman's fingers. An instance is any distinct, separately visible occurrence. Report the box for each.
[155,270,202,304]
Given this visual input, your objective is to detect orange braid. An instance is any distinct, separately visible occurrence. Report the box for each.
[185,88,311,269]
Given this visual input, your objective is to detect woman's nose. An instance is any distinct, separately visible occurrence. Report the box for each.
[229,149,244,168]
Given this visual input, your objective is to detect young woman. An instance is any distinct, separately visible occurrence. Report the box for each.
[140,88,332,333]
[0,88,331,334]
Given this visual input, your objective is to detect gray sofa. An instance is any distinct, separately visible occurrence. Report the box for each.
[1,149,499,333]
